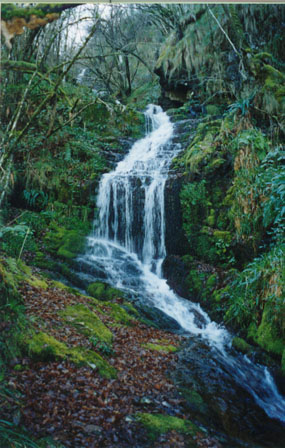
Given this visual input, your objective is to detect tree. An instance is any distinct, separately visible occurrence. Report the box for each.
[0,4,98,207]
[75,5,159,98]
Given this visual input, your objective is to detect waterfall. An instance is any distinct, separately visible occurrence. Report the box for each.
[95,104,178,275]
[78,104,285,424]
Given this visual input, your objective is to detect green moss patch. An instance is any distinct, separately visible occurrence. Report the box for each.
[50,280,80,296]
[108,303,136,325]
[60,304,113,344]
[24,331,116,378]
[142,343,177,353]
[232,337,253,355]
[44,225,86,260]
[87,282,123,301]
[180,388,208,415]
[67,347,116,379]
[255,304,284,356]
[27,275,48,290]
[25,331,67,361]
[135,413,201,441]
[0,257,48,304]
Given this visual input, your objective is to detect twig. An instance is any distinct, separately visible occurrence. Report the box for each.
[207,6,240,55]
[18,227,30,261]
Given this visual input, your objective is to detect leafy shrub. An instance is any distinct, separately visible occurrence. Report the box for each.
[225,243,284,333]
[257,146,285,239]
[0,224,37,258]
[23,189,48,210]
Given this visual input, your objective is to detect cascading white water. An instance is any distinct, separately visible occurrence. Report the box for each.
[79,104,285,423]
[95,105,176,275]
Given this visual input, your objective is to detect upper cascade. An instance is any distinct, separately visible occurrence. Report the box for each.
[94,104,180,275]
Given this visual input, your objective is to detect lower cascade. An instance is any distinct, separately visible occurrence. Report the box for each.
[78,105,285,426]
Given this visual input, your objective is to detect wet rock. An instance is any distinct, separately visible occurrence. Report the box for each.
[172,338,285,447]
[133,300,181,332]
[164,176,190,257]
[162,255,190,299]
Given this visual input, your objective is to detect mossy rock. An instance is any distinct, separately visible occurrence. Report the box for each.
[180,388,208,415]
[232,337,253,355]
[51,280,80,296]
[122,302,140,317]
[213,230,232,244]
[87,282,123,301]
[60,304,113,344]
[57,231,86,259]
[67,347,116,379]
[25,332,67,361]
[44,225,86,260]
[142,343,177,353]
[24,331,116,378]
[0,258,19,305]
[0,257,48,304]
[108,303,136,325]
[27,275,48,289]
[135,413,201,441]
[255,304,284,357]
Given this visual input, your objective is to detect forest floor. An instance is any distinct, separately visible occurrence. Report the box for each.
[1,269,220,448]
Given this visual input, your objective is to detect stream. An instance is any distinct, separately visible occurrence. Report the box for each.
[77,105,285,446]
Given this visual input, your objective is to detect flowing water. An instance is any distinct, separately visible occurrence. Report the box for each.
[78,105,285,427]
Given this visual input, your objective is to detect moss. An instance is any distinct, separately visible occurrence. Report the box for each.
[0,258,19,304]
[13,364,24,371]
[87,282,106,299]
[24,331,116,378]
[205,105,221,116]
[183,119,222,173]
[27,275,48,290]
[123,302,140,317]
[186,269,204,297]
[25,332,67,361]
[213,231,231,244]
[87,282,123,301]
[232,337,253,355]
[57,231,85,259]
[136,413,201,441]
[0,257,48,303]
[17,260,32,276]
[105,287,122,300]
[142,343,177,353]
[44,226,86,260]
[108,303,135,325]
[51,280,80,296]
[180,388,207,414]
[60,304,113,344]
[206,209,215,227]
[255,304,284,356]
[67,347,116,379]
[247,322,258,341]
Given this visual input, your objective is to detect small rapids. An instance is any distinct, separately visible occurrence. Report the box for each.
[77,105,285,428]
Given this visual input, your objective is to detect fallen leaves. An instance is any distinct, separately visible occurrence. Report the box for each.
[1,279,218,447]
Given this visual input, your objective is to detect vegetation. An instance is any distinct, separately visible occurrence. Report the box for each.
[0,2,284,446]
[135,413,201,441]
